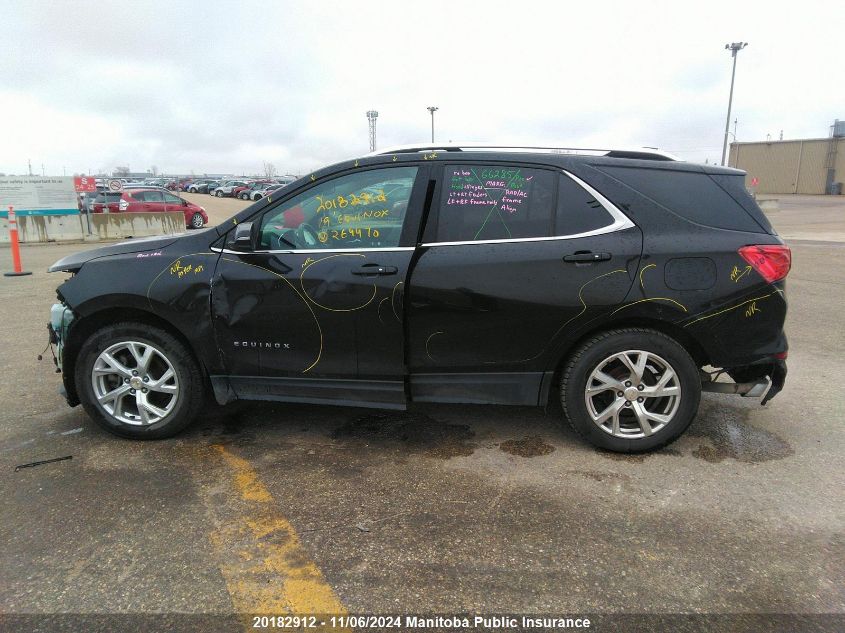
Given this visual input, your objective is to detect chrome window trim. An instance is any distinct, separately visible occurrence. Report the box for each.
[421,168,635,247]
[212,246,416,255]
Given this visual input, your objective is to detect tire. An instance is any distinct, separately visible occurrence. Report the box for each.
[254,193,262,200]
[240,193,248,200]
[560,328,700,453]
[216,190,223,197]
[188,187,197,193]
[189,212,204,229]
[75,322,204,439]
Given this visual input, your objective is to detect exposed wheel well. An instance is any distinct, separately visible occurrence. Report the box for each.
[544,318,711,407]
[63,307,207,407]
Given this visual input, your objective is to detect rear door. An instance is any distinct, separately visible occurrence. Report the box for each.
[406,162,642,405]
[210,164,430,408]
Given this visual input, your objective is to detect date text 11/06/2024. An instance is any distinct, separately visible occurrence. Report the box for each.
[250,615,592,629]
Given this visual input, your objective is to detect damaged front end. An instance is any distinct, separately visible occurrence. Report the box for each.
[48,302,75,397]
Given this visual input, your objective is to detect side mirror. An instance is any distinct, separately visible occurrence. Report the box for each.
[232,221,254,251]
[181,199,188,206]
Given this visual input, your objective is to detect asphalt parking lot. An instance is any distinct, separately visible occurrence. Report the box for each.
[0,196,843,632]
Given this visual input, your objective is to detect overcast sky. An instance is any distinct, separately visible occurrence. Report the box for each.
[0,0,842,177]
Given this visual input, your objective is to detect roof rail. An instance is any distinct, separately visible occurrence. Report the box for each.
[367,143,680,161]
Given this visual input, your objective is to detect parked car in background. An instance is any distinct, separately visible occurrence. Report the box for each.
[91,188,208,229]
[187,180,218,193]
[212,180,249,197]
[235,181,274,199]
[250,183,284,200]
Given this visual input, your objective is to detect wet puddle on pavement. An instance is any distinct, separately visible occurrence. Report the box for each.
[499,435,556,457]
[332,412,476,458]
[687,400,793,463]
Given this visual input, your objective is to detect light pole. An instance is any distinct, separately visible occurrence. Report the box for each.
[427,106,438,143]
[366,110,379,152]
[721,42,747,166]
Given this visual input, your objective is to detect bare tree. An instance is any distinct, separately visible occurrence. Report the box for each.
[263,161,278,178]
[150,165,159,176]
[114,165,130,177]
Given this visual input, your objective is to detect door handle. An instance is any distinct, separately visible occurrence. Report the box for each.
[351,263,398,276]
[563,251,611,263]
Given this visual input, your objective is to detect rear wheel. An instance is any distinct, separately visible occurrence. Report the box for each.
[216,190,223,197]
[561,328,700,453]
[75,323,204,439]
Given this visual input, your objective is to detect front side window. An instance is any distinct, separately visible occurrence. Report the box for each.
[164,193,182,204]
[257,167,418,250]
[435,165,555,242]
[134,190,163,202]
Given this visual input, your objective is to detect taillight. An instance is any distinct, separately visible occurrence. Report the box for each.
[738,244,791,283]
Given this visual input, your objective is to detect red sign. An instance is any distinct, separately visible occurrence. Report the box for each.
[751,177,759,187]
[74,176,97,192]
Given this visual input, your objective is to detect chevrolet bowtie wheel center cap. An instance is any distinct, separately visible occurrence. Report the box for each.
[624,387,640,401]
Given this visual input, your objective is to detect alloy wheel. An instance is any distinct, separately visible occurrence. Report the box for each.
[91,341,179,425]
[584,350,681,439]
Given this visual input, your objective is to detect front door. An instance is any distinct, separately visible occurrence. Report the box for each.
[210,164,429,408]
[163,191,187,216]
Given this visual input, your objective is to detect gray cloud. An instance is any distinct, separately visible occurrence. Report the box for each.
[1,0,842,176]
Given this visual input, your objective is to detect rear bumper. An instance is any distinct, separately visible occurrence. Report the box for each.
[703,358,787,405]
[762,359,787,405]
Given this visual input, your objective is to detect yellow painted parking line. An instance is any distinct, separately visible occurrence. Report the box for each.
[206,444,349,629]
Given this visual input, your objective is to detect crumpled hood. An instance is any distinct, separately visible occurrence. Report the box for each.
[48,235,182,273]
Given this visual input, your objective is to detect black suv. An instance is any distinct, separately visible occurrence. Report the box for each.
[47,145,790,453]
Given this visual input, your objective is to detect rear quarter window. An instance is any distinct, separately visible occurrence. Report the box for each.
[556,174,615,235]
[597,166,767,233]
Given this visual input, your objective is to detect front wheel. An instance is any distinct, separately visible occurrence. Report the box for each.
[215,190,223,197]
[189,212,204,229]
[561,328,700,453]
[75,323,204,439]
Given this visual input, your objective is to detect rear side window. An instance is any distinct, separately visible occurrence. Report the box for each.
[436,166,555,242]
[598,166,765,233]
[709,174,774,234]
[556,174,615,235]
